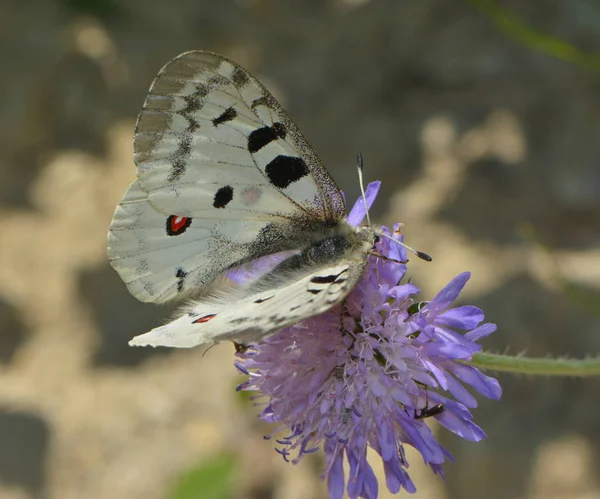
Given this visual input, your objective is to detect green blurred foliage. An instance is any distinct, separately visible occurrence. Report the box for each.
[468,0,600,72]
[169,454,238,499]
[62,0,121,20]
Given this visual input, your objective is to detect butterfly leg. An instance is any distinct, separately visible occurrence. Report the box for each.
[368,250,408,265]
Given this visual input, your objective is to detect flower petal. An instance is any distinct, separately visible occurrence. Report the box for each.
[388,283,420,301]
[437,410,487,442]
[465,323,497,341]
[445,374,478,407]
[450,364,503,400]
[425,272,471,313]
[436,306,484,330]
[383,454,417,494]
[327,450,345,499]
[347,181,381,226]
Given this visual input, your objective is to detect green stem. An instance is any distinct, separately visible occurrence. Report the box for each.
[466,352,600,376]
[466,0,600,72]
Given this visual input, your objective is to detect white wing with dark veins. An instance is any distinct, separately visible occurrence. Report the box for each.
[128,259,369,348]
[108,51,350,303]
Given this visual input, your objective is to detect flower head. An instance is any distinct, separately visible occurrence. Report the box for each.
[236,183,501,499]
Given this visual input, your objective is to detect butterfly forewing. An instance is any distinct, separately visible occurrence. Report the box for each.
[109,51,353,303]
[109,180,279,302]
[134,51,345,219]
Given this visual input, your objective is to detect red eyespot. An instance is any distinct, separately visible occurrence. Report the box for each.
[192,314,217,324]
[166,215,192,236]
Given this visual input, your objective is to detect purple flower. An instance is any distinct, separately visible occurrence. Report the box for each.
[236,183,501,499]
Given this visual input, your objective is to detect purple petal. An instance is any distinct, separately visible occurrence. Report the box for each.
[437,410,487,441]
[347,181,381,226]
[378,420,396,461]
[423,359,449,390]
[423,340,474,361]
[390,223,409,263]
[449,364,503,400]
[383,456,416,494]
[445,374,478,407]
[388,283,420,300]
[361,462,379,499]
[425,272,471,313]
[227,251,296,283]
[327,451,345,499]
[436,306,484,330]
[465,323,497,341]
[430,326,482,356]
[346,450,363,499]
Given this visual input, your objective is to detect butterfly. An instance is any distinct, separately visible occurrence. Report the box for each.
[108,51,422,349]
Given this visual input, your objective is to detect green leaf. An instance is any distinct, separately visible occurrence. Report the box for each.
[467,0,600,72]
[169,454,237,499]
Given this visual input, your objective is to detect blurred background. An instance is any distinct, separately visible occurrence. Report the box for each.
[1,0,599,498]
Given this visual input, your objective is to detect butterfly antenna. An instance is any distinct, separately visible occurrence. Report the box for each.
[377,231,433,262]
[356,153,431,262]
[356,152,372,227]
[201,343,219,358]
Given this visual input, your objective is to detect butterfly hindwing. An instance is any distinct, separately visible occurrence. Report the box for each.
[128,258,369,348]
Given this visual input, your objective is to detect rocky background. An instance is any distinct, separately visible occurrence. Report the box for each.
[1,0,599,498]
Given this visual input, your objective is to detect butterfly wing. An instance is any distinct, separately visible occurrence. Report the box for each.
[109,51,347,303]
[108,180,285,302]
[128,258,369,348]
[134,50,345,219]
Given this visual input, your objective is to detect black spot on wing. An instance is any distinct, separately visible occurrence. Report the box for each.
[254,295,274,304]
[182,94,202,114]
[213,185,234,208]
[231,67,250,88]
[186,117,199,133]
[212,106,237,127]
[251,96,270,109]
[208,75,229,87]
[268,315,288,325]
[193,83,209,98]
[265,155,309,189]
[175,268,188,292]
[181,83,209,114]
[307,269,349,296]
[311,273,340,284]
[248,123,287,153]
[168,134,192,182]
